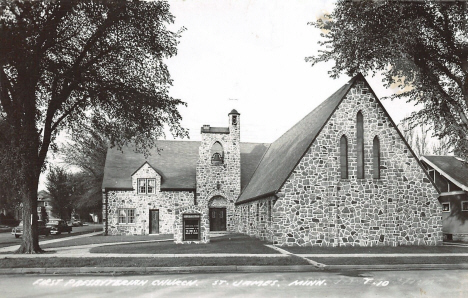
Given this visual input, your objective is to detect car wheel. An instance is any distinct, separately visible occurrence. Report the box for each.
[15,235,19,238]
[57,231,61,235]
[68,230,71,234]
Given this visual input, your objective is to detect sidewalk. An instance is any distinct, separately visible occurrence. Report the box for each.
[2,234,468,274]
[0,231,103,253]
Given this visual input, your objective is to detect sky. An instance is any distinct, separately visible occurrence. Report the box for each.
[40,0,421,190]
[164,0,419,143]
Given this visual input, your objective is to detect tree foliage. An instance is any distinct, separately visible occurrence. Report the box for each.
[0,118,22,212]
[0,0,187,253]
[46,167,73,220]
[62,125,107,219]
[398,121,431,157]
[308,0,468,159]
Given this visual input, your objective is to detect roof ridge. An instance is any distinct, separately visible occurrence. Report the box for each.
[236,75,360,204]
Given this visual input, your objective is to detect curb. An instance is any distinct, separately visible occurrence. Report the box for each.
[0,265,319,275]
[1,263,468,275]
[325,263,468,271]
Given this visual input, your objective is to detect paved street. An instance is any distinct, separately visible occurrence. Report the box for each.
[2,269,468,298]
[0,224,101,249]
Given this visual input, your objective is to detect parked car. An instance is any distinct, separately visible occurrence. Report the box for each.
[46,219,72,235]
[11,220,51,238]
[72,220,82,227]
[71,216,83,227]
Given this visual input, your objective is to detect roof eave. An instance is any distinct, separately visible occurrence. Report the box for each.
[420,156,468,192]
[235,190,277,205]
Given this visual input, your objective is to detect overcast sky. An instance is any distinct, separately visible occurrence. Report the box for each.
[165,0,418,143]
[40,0,420,190]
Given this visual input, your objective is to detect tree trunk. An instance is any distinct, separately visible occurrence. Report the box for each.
[16,180,41,254]
[16,94,43,253]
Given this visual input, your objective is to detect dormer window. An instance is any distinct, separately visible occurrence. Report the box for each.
[211,141,224,165]
[138,178,156,194]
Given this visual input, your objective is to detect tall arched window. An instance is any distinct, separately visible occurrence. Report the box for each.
[357,111,364,179]
[340,135,348,179]
[211,141,224,165]
[373,136,380,179]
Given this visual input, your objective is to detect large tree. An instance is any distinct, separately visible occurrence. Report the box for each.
[0,0,187,253]
[308,1,468,159]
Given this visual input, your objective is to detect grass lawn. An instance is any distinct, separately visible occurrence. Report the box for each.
[284,244,468,254]
[90,234,278,254]
[310,256,468,266]
[0,256,308,268]
[40,234,173,249]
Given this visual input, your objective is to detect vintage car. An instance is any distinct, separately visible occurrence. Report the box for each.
[12,220,51,238]
[46,219,72,235]
[72,220,82,227]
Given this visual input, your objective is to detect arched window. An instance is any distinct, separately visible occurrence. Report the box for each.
[211,141,224,165]
[357,111,364,179]
[340,135,348,179]
[373,136,380,179]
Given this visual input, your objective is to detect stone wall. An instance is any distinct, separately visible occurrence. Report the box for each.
[235,197,275,242]
[236,79,443,247]
[105,162,195,235]
[174,206,210,244]
[105,189,194,236]
[196,113,241,232]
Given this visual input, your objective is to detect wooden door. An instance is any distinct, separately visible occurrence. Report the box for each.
[209,208,226,231]
[149,210,159,234]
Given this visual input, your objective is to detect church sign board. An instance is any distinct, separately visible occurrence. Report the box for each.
[183,214,200,241]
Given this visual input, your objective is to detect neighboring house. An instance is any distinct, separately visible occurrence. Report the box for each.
[421,156,468,242]
[102,74,443,247]
[11,190,54,222]
[37,190,53,220]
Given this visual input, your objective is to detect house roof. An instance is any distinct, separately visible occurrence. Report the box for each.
[102,141,269,191]
[421,156,468,191]
[37,190,50,200]
[236,75,359,204]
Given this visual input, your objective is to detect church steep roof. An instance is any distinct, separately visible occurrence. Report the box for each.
[102,140,269,191]
[236,75,360,204]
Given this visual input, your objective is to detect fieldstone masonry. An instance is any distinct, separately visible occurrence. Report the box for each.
[196,111,241,232]
[235,79,443,246]
[105,163,194,235]
[103,77,442,247]
[174,206,210,244]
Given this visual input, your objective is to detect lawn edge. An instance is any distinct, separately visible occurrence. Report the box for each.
[1,263,468,275]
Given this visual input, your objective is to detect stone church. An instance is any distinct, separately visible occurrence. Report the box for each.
[102,74,443,246]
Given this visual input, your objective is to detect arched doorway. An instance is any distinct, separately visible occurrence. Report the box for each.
[208,196,227,231]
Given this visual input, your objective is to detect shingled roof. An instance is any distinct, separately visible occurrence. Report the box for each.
[421,156,468,191]
[235,76,360,204]
[102,141,269,191]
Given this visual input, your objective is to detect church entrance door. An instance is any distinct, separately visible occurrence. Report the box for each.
[209,208,226,231]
